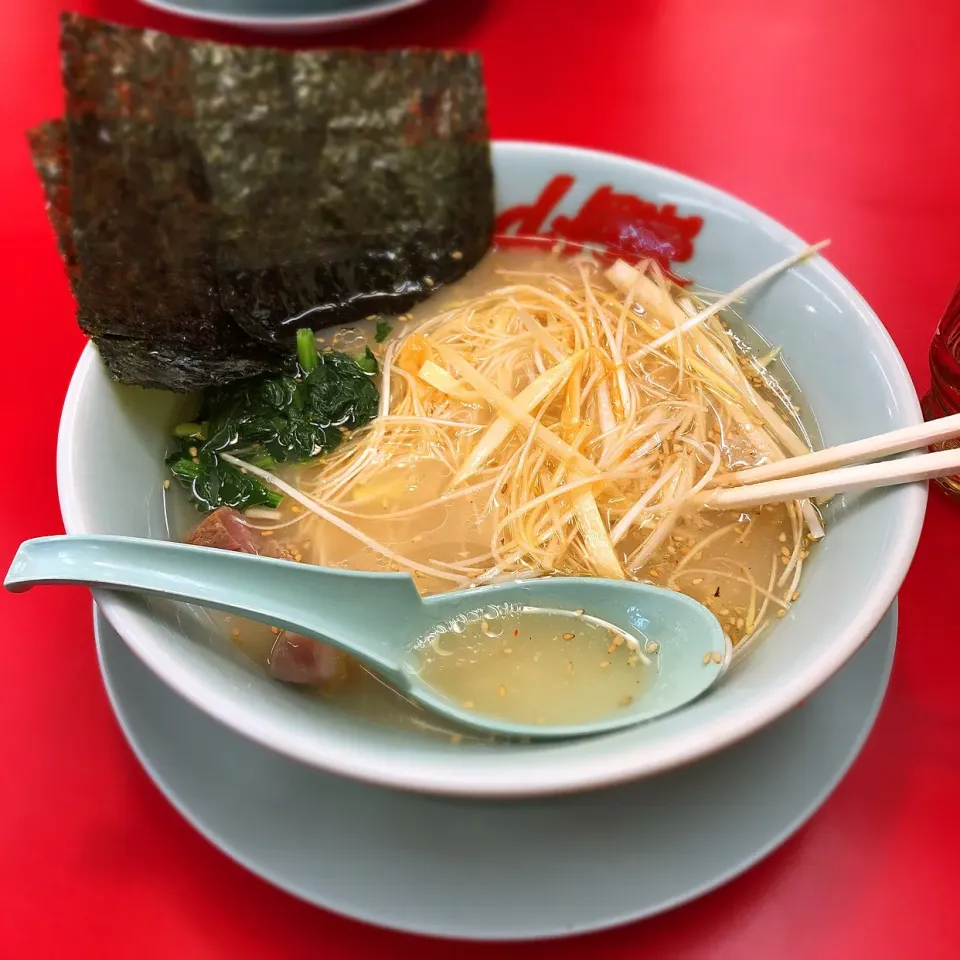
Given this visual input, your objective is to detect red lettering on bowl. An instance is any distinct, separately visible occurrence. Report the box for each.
[494,174,703,282]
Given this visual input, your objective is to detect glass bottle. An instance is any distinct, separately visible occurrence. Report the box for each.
[921,282,960,498]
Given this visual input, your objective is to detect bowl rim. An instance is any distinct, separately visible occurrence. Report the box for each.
[58,140,927,797]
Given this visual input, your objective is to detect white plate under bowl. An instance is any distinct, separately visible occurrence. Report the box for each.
[95,601,897,940]
[138,0,429,33]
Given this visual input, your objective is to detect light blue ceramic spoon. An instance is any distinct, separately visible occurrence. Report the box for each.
[5,535,730,740]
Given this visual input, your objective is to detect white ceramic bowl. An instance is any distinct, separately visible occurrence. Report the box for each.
[58,142,926,797]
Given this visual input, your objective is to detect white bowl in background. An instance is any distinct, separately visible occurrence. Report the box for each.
[138,0,428,34]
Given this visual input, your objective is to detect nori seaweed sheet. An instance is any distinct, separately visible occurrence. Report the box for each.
[184,43,492,342]
[26,120,79,293]
[94,337,288,394]
[28,12,493,391]
[28,116,284,386]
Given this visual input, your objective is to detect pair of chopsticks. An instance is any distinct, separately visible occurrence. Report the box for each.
[700,412,960,511]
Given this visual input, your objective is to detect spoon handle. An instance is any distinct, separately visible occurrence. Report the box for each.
[5,535,428,676]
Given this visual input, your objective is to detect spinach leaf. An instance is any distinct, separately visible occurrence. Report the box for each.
[167,448,284,512]
[375,320,392,343]
[356,346,379,374]
[167,330,379,513]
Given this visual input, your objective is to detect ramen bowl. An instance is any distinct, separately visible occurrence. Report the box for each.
[57,142,925,797]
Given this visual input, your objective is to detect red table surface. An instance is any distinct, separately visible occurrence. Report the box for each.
[3,1,960,956]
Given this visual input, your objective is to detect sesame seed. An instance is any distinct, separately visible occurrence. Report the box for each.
[650,569,661,579]
[188,446,198,457]
[712,651,723,664]
[645,641,660,654]
[451,250,464,260]
[562,632,575,641]
[692,577,703,585]
[599,661,611,669]
[613,635,624,647]
[792,591,801,601]
[777,609,786,618]
[270,626,281,635]
[736,618,745,629]
[619,695,633,707]
[463,700,474,709]
[780,546,790,557]
[719,608,730,616]
[498,684,506,698]
[230,627,240,639]
[260,530,274,537]
[607,643,617,654]
[566,661,574,675]
[574,608,585,615]
[451,733,463,744]
[162,479,171,489]
[424,277,435,287]
[291,505,302,514]
[503,647,513,655]
[412,534,423,543]
[304,540,312,549]
[778,533,787,543]
[703,653,712,665]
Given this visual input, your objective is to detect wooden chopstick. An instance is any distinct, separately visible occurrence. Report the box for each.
[711,412,960,487]
[701,445,960,511]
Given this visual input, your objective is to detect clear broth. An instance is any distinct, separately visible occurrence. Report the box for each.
[414,606,656,726]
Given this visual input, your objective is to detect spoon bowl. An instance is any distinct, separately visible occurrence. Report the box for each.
[5,535,728,739]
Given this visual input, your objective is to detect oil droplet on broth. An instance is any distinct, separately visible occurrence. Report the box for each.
[414,607,656,726]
